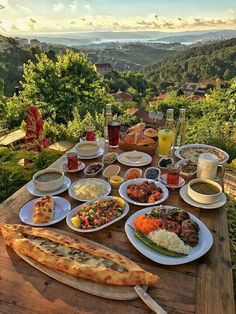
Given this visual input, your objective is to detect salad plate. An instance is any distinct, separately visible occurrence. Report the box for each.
[66,196,129,233]
[27,176,71,197]
[20,196,71,227]
[125,206,213,265]
[119,178,169,206]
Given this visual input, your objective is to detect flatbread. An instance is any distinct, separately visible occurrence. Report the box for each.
[0,224,159,286]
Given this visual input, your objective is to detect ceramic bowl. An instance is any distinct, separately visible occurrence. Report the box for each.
[103,165,121,179]
[175,159,197,178]
[158,157,174,169]
[124,168,142,180]
[102,152,118,164]
[144,167,161,181]
[84,163,104,176]
[187,178,222,204]
[76,141,99,157]
[109,175,124,188]
[33,168,64,192]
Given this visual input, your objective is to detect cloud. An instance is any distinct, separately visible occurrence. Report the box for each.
[53,3,65,12]
[16,4,31,13]
[84,3,91,10]
[10,23,18,30]
[69,1,77,11]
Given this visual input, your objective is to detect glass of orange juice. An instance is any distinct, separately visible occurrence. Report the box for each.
[158,127,174,157]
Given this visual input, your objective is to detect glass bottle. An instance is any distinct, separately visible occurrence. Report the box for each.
[175,108,187,147]
[104,104,113,141]
[165,109,175,130]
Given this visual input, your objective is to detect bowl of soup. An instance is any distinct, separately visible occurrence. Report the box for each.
[33,168,64,192]
[188,178,222,204]
[76,141,99,157]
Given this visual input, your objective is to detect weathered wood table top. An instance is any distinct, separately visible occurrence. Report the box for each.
[0,147,235,314]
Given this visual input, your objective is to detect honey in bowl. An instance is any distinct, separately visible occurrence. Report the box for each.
[190,182,220,195]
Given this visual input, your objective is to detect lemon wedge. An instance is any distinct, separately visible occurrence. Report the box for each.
[71,216,81,228]
[113,197,126,209]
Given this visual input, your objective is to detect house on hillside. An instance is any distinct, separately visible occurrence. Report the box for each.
[114,90,133,102]
[94,63,112,74]
[148,93,168,105]
[128,108,165,127]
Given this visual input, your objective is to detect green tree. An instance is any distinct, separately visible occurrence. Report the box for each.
[19,50,110,124]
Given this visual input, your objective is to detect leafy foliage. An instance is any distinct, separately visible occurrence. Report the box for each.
[145,38,236,83]
[149,80,236,160]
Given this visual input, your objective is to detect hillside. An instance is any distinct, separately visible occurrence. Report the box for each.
[84,43,176,71]
[144,38,236,83]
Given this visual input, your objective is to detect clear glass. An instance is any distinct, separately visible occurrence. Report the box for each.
[158,127,174,157]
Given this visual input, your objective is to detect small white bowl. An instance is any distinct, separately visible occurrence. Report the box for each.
[33,168,64,192]
[103,165,120,179]
[158,157,174,169]
[144,167,161,181]
[175,159,197,178]
[124,168,142,180]
[188,178,222,204]
[76,141,99,157]
[84,163,104,176]
[102,152,118,164]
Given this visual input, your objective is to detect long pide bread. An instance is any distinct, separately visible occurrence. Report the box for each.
[0,224,159,286]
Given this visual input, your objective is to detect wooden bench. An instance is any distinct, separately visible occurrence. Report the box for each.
[0,129,25,147]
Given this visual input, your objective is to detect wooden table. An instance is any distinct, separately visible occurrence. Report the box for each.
[0,148,235,314]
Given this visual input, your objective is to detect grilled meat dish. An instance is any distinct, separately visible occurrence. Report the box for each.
[127,181,163,203]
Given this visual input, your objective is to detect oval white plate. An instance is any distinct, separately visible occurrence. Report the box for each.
[20,196,71,227]
[117,151,152,167]
[60,157,85,173]
[66,196,129,233]
[180,185,227,209]
[125,206,213,265]
[159,174,185,189]
[119,178,169,206]
[175,144,229,165]
[68,178,112,202]
[27,176,71,197]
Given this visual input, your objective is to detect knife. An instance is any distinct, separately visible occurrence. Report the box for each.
[134,285,167,314]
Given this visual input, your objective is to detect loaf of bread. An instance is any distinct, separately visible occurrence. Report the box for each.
[124,132,155,146]
[128,123,146,133]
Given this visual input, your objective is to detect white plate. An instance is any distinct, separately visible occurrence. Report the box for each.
[72,147,104,160]
[66,196,129,233]
[125,206,213,265]
[180,185,227,209]
[68,178,112,202]
[117,151,152,167]
[19,197,71,227]
[60,157,85,173]
[119,178,169,206]
[159,174,185,189]
[27,176,71,197]
[175,144,229,165]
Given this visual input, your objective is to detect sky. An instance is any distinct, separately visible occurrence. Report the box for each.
[0,0,236,35]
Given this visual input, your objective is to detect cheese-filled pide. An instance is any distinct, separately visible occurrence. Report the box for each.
[0,224,159,286]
